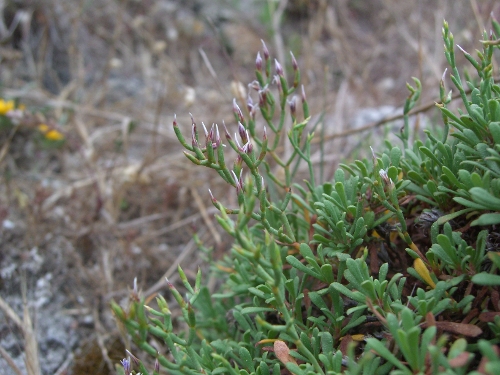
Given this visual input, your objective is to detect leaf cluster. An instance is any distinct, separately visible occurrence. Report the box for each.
[113,19,500,375]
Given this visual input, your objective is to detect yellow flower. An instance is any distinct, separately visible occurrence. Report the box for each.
[0,99,15,115]
[45,129,64,141]
[38,124,50,133]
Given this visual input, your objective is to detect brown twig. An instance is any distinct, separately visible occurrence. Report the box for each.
[315,84,476,143]
[0,346,23,375]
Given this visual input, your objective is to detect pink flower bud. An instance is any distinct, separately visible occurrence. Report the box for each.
[249,80,261,91]
[231,170,244,195]
[290,51,298,71]
[191,123,199,148]
[208,189,217,204]
[223,121,232,141]
[247,96,254,112]
[261,40,270,60]
[301,85,307,103]
[202,122,209,137]
[273,75,282,92]
[256,51,263,71]
[233,98,244,123]
[258,90,267,107]
[238,122,248,144]
[275,59,284,76]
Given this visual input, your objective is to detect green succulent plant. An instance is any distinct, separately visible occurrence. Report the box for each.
[112,18,500,375]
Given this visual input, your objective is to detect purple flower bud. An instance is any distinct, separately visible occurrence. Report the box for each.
[263,126,267,141]
[258,90,266,107]
[247,96,254,112]
[126,350,140,365]
[379,168,395,190]
[212,124,223,148]
[205,123,213,146]
[238,122,248,144]
[208,189,217,204]
[261,40,270,60]
[249,105,257,120]
[249,80,261,91]
[223,121,232,141]
[235,154,243,167]
[154,359,160,373]
[130,277,139,301]
[121,358,131,375]
[301,85,307,103]
[202,122,209,137]
[290,51,298,71]
[191,123,199,148]
[256,51,263,71]
[190,113,199,148]
[275,59,284,76]
[235,134,242,150]
[273,75,282,92]
[233,99,244,123]
[173,114,177,127]
[379,169,389,184]
[231,170,244,195]
[246,141,253,154]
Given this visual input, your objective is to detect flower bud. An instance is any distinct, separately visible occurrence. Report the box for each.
[190,113,199,148]
[249,80,261,91]
[261,40,270,60]
[191,124,199,148]
[121,358,131,375]
[212,124,222,148]
[223,121,232,141]
[379,168,395,191]
[273,75,282,92]
[231,170,244,195]
[208,189,217,204]
[126,350,140,365]
[256,51,263,71]
[246,141,253,154]
[275,59,284,76]
[247,96,254,112]
[301,85,307,103]
[258,89,267,107]
[233,98,244,123]
[238,122,248,144]
[290,51,298,71]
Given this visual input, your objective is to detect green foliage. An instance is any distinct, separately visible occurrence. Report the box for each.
[113,19,500,375]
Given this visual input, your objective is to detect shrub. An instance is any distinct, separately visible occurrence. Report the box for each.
[112,18,500,375]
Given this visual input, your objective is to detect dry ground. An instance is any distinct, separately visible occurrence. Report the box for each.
[0,1,498,374]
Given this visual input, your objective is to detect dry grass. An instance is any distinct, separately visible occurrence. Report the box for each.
[0,0,498,373]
